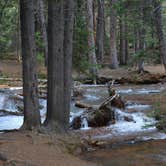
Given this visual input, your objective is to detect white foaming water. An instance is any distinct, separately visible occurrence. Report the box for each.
[111,109,156,134]
[9,87,23,90]
[126,104,151,111]
[118,89,133,94]
[0,93,19,112]
[84,94,100,101]
[0,94,6,109]
[39,99,47,123]
[136,89,161,94]
[70,110,84,123]
[81,118,90,130]
[141,132,166,141]
[118,88,162,95]
[0,115,23,130]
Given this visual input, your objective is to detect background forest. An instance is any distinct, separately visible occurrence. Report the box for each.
[0,1,166,165]
[0,0,166,75]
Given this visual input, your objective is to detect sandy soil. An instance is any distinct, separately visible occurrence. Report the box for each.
[0,131,96,166]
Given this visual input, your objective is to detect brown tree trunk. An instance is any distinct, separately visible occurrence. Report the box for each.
[153,0,166,71]
[110,0,119,69]
[44,0,65,132]
[96,0,104,63]
[119,15,126,65]
[45,0,74,132]
[34,0,48,66]
[20,0,41,130]
[87,0,98,83]
[63,0,75,127]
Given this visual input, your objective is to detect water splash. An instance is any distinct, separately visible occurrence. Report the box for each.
[81,118,89,130]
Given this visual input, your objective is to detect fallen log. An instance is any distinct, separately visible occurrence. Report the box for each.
[75,101,92,109]
[0,110,23,116]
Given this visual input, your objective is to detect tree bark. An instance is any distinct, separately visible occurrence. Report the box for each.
[45,0,74,132]
[119,15,126,65]
[45,0,65,132]
[20,0,41,130]
[96,0,104,63]
[153,0,166,71]
[87,0,98,83]
[34,0,48,66]
[109,0,119,69]
[63,0,75,127]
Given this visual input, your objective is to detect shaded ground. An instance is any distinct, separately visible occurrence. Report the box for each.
[82,140,166,166]
[0,131,96,166]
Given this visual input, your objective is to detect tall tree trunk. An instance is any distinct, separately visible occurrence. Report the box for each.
[63,0,75,127]
[119,15,126,65]
[87,0,98,83]
[45,0,64,132]
[153,0,166,71]
[96,0,104,63]
[20,0,41,130]
[34,0,48,66]
[45,0,74,132]
[110,0,119,69]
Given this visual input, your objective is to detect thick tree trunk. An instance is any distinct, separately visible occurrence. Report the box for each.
[110,0,119,69]
[45,0,65,132]
[87,0,98,82]
[20,0,41,130]
[153,1,166,71]
[63,0,75,127]
[34,0,48,66]
[96,0,104,63]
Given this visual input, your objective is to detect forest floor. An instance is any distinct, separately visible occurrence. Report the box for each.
[0,59,165,78]
[0,60,165,166]
[0,131,96,166]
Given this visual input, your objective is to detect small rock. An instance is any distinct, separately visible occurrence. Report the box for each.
[124,115,135,122]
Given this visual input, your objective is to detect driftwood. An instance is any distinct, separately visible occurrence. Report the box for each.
[71,80,125,129]
[0,110,23,116]
[75,101,92,109]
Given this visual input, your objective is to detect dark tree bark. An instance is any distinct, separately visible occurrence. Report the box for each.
[110,0,119,69]
[44,0,65,132]
[45,0,74,132]
[63,0,75,127]
[34,0,48,66]
[96,0,105,63]
[153,0,166,71]
[20,0,41,130]
[119,12,129,66]
[87,0,98,83]
[119,15,126,65]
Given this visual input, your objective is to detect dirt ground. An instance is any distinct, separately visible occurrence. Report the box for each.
[0,131,96,166]
[0,60,165,78]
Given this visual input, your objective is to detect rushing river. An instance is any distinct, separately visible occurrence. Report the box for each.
[0,84,166,141]
[0,84,165,165]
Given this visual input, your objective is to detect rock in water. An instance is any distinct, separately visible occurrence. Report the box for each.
[70,116,82,130]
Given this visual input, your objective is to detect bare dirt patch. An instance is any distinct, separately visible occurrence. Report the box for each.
[0,131,96,166]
